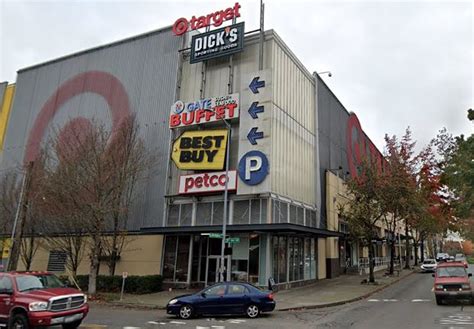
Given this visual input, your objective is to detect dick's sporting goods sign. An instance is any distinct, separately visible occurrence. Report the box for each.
[190,22,244,64]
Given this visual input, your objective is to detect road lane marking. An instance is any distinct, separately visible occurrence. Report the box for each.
[147,322,159,325]
[124,327,141,329]
[170,321,186,325]
[411,299,431,302]
[382,299,398,302]
[440,314,474,325]
[228,319,246,323]
[368,299,379,302]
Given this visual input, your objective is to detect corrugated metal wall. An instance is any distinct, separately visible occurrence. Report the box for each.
[0,28,182,229]
[317,77,352,227]
[271,37,316,206]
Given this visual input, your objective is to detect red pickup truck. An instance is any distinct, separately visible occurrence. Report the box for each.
[0,272,89,329]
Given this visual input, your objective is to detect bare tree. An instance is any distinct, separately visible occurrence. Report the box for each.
[0,171,20,264]
[100,116,149,275]
[40,116,150,294]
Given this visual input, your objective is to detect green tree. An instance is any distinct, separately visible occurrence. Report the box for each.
[437,109,473,224]
[339,160,386,283]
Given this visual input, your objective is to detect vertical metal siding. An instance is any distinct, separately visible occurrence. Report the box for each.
[0,28,182,230]
[271,40,315,205]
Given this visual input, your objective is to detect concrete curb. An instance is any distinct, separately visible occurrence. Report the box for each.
[100,270,415,312]
[276,270,415,312]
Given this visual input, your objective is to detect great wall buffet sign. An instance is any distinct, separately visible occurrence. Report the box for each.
[346,113,386,178]
[169,94,239,128]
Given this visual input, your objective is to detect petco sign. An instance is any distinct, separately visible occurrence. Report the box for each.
[170,94,239,128]
[190,22,245,64]
[179,171,237,194]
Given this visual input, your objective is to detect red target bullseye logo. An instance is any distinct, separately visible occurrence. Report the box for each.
[24,71,131,164]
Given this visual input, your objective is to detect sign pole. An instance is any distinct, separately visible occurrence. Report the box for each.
[120,272,128,301]
[220,123,231,283]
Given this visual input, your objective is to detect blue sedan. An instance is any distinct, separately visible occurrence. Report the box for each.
[166,282,276,319]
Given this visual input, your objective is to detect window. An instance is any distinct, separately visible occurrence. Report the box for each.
[234,200,250,224]
[163,235,191,282]
[16,275,44,292]
[47,250,67,272]
[163,236,177,280]
[205,284,226,296]
[196,202,212,226]
[175,236,190,281]
[248,234,259,284]
[0,276,13,293]
[227,284,246,295]
[272,236,288,284]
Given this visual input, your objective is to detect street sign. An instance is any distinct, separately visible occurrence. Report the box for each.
[238,150,269,186]
[249,76,265,94]
[248,101,264,119]
[226,237,240,244]
[247,127,264,145]
[237,69,272,194]
[209,233,223,239]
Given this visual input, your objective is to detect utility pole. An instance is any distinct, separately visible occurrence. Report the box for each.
[6,161,34,271]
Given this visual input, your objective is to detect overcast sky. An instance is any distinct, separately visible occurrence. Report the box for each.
[0,0,472,151]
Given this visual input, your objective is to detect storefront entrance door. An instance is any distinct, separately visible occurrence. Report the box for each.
[205,256,230,285]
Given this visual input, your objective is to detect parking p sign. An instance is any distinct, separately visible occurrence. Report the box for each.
[238,150,269,186]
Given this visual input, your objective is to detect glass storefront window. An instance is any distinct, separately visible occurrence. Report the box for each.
[163,236,177,281]
[248,234,259,284]
[289,237,295,281]
[279,236,287,283]
[311,238,317,279]
[175,236,190,281]
[304,238,311,280]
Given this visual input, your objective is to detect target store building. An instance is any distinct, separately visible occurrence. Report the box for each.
[0,2,385,288]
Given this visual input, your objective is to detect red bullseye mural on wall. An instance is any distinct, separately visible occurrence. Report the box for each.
[24,71,131,164]
[346,113,385,178]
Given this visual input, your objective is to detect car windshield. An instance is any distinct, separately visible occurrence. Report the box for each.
[423,260,435,264]
[436,266,467,278]
[15,275,45,292]
[35,274,65,288]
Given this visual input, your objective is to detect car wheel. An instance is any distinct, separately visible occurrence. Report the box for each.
[9,313,29,329]
[62,320,82,329]
[179,305,193,319]
[436,296,443,305]
[246,304,260,318]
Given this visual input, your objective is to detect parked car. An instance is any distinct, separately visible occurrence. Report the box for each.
[433,261,472,305]
[0,271,89,329]
[455,254,469,268]
[436,253,450,262]
[420,259,437,272]
[166,282,275,319]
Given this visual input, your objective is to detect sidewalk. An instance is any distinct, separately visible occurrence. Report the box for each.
[108,269,413,311]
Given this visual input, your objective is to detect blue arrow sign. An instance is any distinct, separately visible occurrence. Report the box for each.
[249,76,265,94]
[247,127,264,145]
[248,102,264,119]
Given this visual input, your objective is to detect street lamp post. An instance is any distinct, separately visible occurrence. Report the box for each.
[203,109,231,282]
[220,119,231,282]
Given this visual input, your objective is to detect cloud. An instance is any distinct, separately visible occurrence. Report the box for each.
[0,0,472,148]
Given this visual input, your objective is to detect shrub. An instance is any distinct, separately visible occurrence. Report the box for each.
[61,275,163,294]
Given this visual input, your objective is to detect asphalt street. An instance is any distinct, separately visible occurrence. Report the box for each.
[83,267,474,329]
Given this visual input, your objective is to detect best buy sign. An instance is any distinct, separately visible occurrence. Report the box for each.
[171,129,228,170]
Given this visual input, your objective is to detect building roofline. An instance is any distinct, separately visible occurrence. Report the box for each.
[17,25,175,74]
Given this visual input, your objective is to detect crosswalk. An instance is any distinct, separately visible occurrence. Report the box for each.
[367,298,432,303]
[81,318,248,329]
